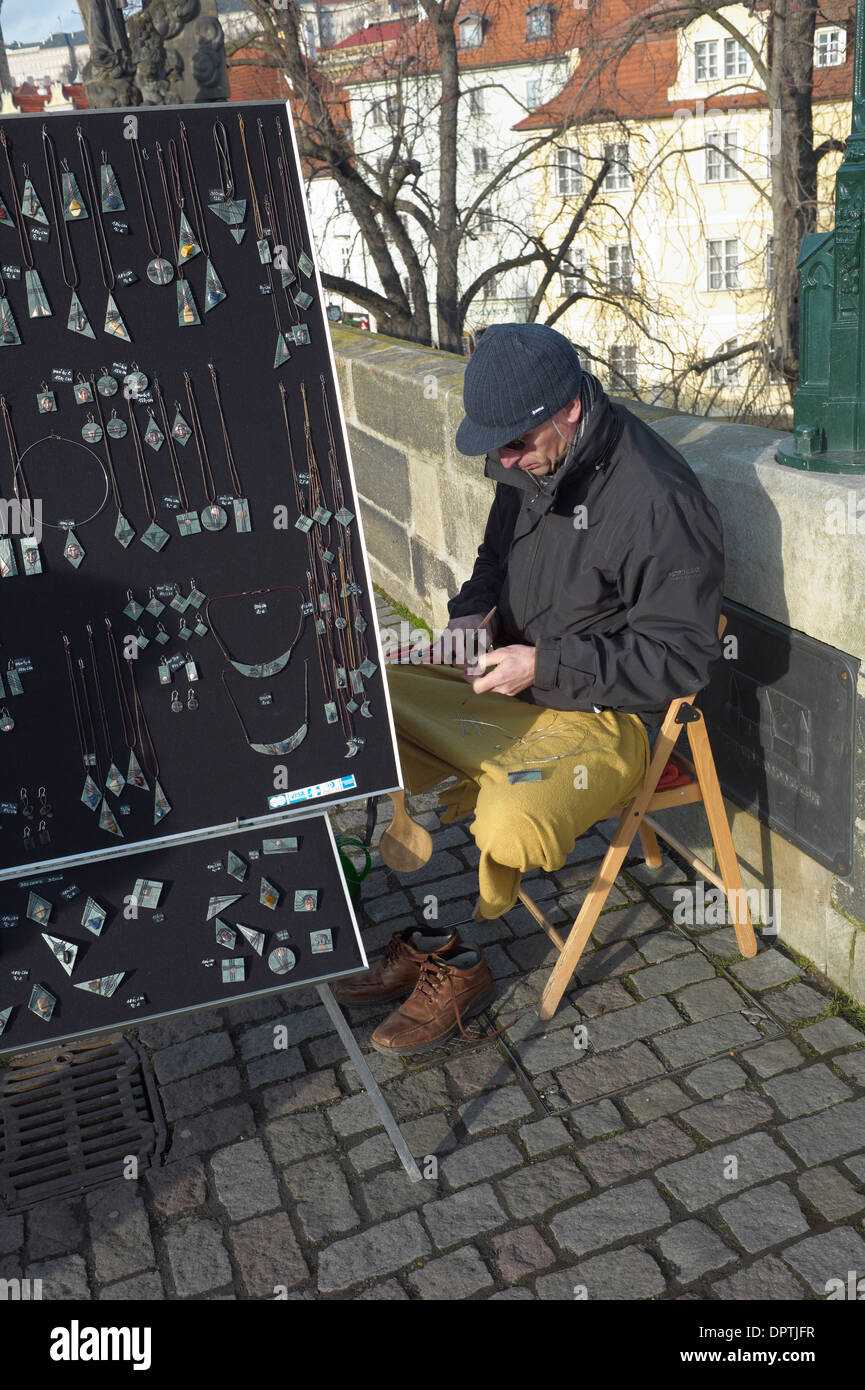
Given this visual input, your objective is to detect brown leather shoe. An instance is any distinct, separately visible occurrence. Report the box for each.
[370,947,495,1055]
[332,928,461,1004]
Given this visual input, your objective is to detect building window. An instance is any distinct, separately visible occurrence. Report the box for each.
[473,146,488,173]
[482,274,499,300]
[724,38,748,77]
[706,129,741,182]
[555,147,581,196]
[606,243,633,292]
[765,235,775,287]
[477,206,494,233]
[711,338,740,386]
[371,95,398,126]
[526,5,552,39]
[341,247,351,279]
[561,249,586,294]
[609,345,638,391]
[334,185,346,214]
[458,14,483,48]
[707,238,740,290]
[319,9,335,47]
[695,39,719,81]
[526,78,542,108]
[815,26,845,66]
[603,143,631,190]
[467,87,485,115]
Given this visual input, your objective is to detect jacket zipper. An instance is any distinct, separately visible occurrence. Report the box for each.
[513,473,546,632]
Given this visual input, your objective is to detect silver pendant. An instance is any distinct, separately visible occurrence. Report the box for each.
[268,946,296,974]
[153,780,171,823]
[63,530,85,567]
[141,521,170,552]
[233,497,251,532]
[201,503,228,531]
[215,920,237,950]
[221,958,246,984]
[226,850,247,881]
[27,892,52,924]
[82,896,107,935]
[247,720,308,756]
[74,973,125,998]
[207,894,242,920]
[28,984,57,1022]
[21,539,42,575]
[237,923,265,955]
[99,798,123,837]
[41,933,77,975]
[81,774,102,810]
[147,257,174,286]
[260,878,280,910]
[177,510,201,536]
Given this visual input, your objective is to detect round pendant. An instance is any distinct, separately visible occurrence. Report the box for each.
[0,712,14,733]
[268,946,296,975]
[201,504,227,532]
[126,369,148,393]
[82,422,103,443]
[97,374,118,397]
[147,257,174,286]
[107,417,128,440]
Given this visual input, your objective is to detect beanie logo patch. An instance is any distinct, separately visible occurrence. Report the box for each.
[530,405,546,415]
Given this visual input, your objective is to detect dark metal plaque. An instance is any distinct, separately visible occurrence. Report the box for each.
[698,601,858,877]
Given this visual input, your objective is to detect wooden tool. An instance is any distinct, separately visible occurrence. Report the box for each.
[378,789,434,872]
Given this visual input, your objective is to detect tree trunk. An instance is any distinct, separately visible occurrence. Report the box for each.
[431,6,462,352]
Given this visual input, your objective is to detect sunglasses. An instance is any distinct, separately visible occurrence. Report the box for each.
[502,435,527,452]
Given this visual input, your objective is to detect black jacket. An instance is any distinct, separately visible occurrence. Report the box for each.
[447,377,725,727]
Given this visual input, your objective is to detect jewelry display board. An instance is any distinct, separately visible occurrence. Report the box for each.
[0,100,401,878]
[0,813,367,1055]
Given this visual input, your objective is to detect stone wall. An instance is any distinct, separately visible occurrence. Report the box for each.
[330,325,865,1005]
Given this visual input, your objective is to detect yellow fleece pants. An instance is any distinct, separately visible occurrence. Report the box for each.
[385,661,650,920]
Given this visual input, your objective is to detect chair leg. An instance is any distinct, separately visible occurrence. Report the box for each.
[638,822,663,869]
[686,713,758,958]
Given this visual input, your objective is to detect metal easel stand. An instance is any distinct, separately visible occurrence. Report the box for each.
[317,984,422,1183]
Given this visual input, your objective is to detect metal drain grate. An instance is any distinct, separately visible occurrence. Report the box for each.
[0,1035,166,1211]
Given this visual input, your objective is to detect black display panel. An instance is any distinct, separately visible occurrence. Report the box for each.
[0,813,366,1055]
[0,100,401,876]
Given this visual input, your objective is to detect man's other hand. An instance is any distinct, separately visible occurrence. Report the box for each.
[428,613,488,666]
[468,644,537,697]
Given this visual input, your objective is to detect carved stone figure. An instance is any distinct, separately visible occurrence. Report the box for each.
[79,0,227,107]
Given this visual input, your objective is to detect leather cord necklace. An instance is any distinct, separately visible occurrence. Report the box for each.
[87,622,125,797]
[184,369,226,530]
[0,129,50,321]
[126,393,170,552]
[90,381,135,547]
[221,659,309,755]
[156,140,199,325]
[128,138,173,286]
[205,585,305,678]
[208,362,249,530]
[76,126,128,341]
[153,379,198,537]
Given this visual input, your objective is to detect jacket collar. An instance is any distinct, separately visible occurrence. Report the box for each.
[482,385,623,496]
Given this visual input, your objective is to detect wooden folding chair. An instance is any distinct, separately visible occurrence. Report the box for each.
[511,617,758,1020]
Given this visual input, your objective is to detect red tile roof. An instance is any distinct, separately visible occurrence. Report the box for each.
[11,82,87,112]
[514,0,855,130]
[329,19,410,49]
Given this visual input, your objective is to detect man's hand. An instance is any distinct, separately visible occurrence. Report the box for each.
[468,644,537,697]
[427,613,489,666]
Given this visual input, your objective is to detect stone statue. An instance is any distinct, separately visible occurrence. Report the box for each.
[77,0,138,107]
[78,0,227,107]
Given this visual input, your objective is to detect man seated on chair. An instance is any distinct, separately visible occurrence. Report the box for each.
[335,322,725,1056]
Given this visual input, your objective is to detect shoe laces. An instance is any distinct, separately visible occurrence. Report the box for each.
[414,954,514,1045]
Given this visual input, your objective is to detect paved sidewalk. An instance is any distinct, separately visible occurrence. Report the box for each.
[2,601,864,1300]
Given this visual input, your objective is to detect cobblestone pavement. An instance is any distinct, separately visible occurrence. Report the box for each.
[3,603,865,1300]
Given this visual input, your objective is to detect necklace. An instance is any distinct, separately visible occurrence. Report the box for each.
[125,648,171,825]
[41,129,94,339]
[105,618,149,792]
[0,397,41,577]
[239,114,293,368]
[0,131,51,319]
[87,623,125,798]
[208,362,250,530]
[128,138,174,286]
[14,427,109,567]
[62,634,101,813]
[126,394,170,552]
[90,384,135,546]
[275,116,315,283]
[206,585,304,677]
[100,148,124,213]
[153,379,199,536]
[210,118,246,241]
[183,370,226,531]
[221,659,309,755]
[180,121,226,312]
[155,141,200,327]
[77,127,129,341]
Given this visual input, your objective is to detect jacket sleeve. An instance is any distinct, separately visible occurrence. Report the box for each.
[533,493,725,710]
[447,482,519,621]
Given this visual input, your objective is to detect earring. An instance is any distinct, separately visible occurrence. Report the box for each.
[22,825,35,854]
[20,787,33,820]
[170,689,183,713]
[38,786,52,819]
[187,687,199,712]
[37,819,50,847]
[0,707,14,733]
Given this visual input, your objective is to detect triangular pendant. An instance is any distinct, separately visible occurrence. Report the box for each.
[64,529,85,567]
[100,161,125,213]
[105,292,130,340]
[237,923,265,956]
[114,510,135,548]
[209,198,246,227]
[41,934,78,976]
[230,227,246,244]
[274,332,291,368]
[280,264,296,289]
[0,1007,11,1036]
[177,210,200,262]
[25,269,51,318]
[226,850,248,882]
[27,892,52,924]
[153,780,171,824]
[106,762,126,796]
[81,774,102,810]
[127,751,149,791]
[61,170,88,221]
[0,297,21,345]
[141,520,170,552]
[68,289,95,338]
[82,896,107,935]
[176,278,201,326]
[75,972,125,998]
[144,414,164,451]
[21,178,48,224]
[171,409,192,446]
[99,797,123,837]
[204,258,226,312]
[260,878,280,910]
[207,894,242,920]
[0,193,12,229]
